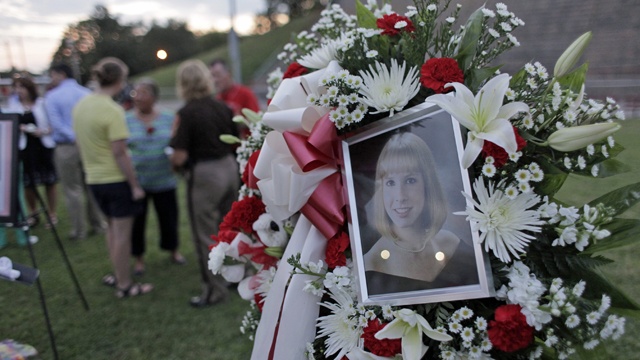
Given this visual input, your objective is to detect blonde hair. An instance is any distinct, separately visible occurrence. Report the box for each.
[373,132,447,240]
[92,57,128,87]
[176,59,213,101]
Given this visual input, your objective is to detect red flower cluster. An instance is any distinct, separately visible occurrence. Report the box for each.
[377,13,415,36]
[362,320,402,357]
[487,304,534,353]
[325,232,350,269]
[283,62,308,79]
[218,196,266,236]
[481,127,527,168]
[420,58,464,94]
[242,150,261,189]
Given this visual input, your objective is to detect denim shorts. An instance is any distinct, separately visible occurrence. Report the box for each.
[89,182,144,218]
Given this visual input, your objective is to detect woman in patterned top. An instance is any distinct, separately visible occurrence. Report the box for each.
[126,78,185,276]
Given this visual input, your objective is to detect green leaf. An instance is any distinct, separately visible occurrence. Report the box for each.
[557,62,589,93]
[536,159,570,197]
[355,0,377,29]
[454,6,484,71]
[465,65,502,93]
[525,240,613,280]
[572,158,631,178]
[582,218,640,254]
[587,182,640,216]
[579,267,640,310]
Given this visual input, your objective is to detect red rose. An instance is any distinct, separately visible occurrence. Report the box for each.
[242,150,261,189]
[377,13,415,36]
[481,127,527,167]
[420,58,464,94]
[219,196,266,235]
[325,232,350,269]
[362,320,402,357]
[283,62,308,79]
[487,304,534,353]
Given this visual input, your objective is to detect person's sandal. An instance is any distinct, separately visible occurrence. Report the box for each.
[102,274,117,287]
[116,283,153,298]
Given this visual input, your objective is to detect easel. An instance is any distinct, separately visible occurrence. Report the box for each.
[1,112,89,360]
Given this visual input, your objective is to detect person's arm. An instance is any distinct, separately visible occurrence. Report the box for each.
[111,139,145,200]
[43,95,69,140]
[169,149,188,173]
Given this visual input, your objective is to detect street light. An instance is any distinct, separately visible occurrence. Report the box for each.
[156,49,168,60]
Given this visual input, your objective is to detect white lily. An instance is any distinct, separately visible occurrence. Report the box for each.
[427,74,529,168]
[374,308,451,360]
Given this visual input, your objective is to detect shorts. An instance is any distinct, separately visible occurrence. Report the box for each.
[89,182,144,218]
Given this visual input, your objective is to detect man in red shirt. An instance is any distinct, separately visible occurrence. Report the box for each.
[209,59,260,117]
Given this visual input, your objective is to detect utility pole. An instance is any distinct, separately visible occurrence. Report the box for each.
[228,0,242,83]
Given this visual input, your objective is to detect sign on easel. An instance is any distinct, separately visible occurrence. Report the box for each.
[0,113,19,225]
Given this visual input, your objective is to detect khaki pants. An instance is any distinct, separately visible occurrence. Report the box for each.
[54,144,105,238]
[186,155,239,296]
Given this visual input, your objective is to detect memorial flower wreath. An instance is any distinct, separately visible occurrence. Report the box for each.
[209,1,637,359]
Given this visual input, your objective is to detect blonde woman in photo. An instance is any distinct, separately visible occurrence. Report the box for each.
[363,132,478,294]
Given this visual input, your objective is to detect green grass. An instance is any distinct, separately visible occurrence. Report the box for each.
[0,184,253,359]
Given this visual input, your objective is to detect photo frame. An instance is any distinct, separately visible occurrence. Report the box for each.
[341,102,492,306]
[0,113,20,225]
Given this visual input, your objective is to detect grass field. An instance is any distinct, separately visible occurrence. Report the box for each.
[1,119,639,359]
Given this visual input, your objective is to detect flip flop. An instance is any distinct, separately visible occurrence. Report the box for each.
[102,274,117,287]
[116,283,153,298]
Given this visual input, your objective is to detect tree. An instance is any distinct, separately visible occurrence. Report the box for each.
[256,0,328,33]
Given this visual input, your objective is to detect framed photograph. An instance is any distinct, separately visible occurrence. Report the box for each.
[341,103,492,306]
[0,113,20,225]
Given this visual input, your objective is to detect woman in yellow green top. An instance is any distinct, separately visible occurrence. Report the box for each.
[72,57,152,298]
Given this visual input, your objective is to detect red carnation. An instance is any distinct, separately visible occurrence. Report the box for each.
[242,150,261,189]
[219,196,266,235]
[420,58,464,94]
[487,304,534,353]
[254,292,265,312]
[362,320,402,357]
[283,62,308,79]
[481,127,527,167]
[325,232,350,269]
[377,13,415,36]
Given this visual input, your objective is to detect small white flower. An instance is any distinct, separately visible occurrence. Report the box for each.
[564,157,572,169]
[448,321,462,333]
[564,314,580,329]
[507,33,520,46]
[500,22,513,32]
[586,144,595,155]
[461,327,475,342]
[365,50,378,58]
[446,17,455,23]
[505,185,519,199]
[601,145,609,158]
[529,169,544,182]
[488,28,500,38]
[514,169,531,183]
[572,280,586,297]
[482,163,497,177]
[427,4,437,11]
[482,8,496,17]
[518,181,531,193]
[509,151,522,163]
[382,305,394,320]
[591,164,599,177]
[577,155,586,169]
[475,317,488,331]
[524,63,536,75]
[584,339,600,350]
[586,311,601,325]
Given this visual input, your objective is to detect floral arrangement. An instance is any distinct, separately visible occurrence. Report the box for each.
[210,1,637,359]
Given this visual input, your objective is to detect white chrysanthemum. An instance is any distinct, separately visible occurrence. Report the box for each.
[482,163,497,177]
[459,178,543,263]
[382,305,394,320]
[316,287,361,359]
[298,40,340,69]
[565,314,580,328]
[358,58,420,116]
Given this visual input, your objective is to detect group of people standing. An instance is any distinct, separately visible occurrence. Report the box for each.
[1,56,260,306]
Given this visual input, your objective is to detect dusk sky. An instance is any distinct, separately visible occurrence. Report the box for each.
[0,0,266,73]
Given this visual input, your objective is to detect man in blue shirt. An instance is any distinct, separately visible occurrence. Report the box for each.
[45,63,105,240]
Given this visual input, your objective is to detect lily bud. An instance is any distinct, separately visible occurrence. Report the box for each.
[554,31,592,77]
[232,114,249,125]
[264,246,284,258]
[546,122,621,152]
[241,108,263,124]
[219,134,242,144]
